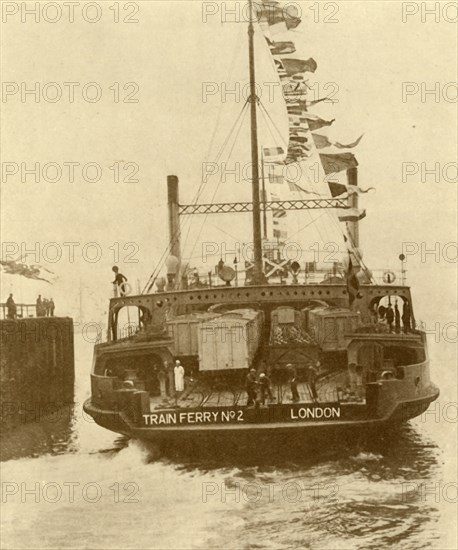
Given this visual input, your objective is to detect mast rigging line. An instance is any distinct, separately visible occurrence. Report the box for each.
[143,100,251,294]
[142,34,246,294]
[186,102,251,266]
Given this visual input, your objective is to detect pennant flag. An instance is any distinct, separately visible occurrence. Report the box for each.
[268,172,284,184]
[308,97,330,107]
[346,256,361,306]
[337,208,366,222]
[273,209,287,218]
[289,134,311,146]
[258,1,301,34]
[267,39,296,55]
[328,181,348,197]
[290,182,322,196]
[273,229,288,239]
[283,83,309,98]
[280,58,318,76]
[334,134,364,149]
[312,134,364,150]
[328,181,375,197]
[0,260,54,283]
[320,153,359,175]
[287,103,307,115]
[301,114,336,132]
[264,147,285,157]
[263,147,286,163]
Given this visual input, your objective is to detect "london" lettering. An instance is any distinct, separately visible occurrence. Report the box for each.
[290,407,341,420]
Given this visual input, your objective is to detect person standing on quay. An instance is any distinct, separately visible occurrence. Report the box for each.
[6,294,17,319]
[36,295,43,317]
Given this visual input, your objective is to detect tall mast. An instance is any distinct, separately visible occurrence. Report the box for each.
[248,0,265,284]
[261,147,268,239]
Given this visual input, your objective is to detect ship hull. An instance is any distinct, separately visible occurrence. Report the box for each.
[83,387,438,447]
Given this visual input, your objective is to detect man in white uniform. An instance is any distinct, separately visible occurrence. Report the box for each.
[174,360,185,393]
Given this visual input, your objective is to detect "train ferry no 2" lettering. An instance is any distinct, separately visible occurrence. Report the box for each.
[143,410,244,426]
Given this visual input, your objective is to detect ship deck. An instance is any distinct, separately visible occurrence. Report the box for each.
[149,371,364,411]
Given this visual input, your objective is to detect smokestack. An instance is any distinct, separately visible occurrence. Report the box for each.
[346,168,359,248]
[167,175,181,261]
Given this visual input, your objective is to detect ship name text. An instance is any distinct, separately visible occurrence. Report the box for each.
[143,410,244,426]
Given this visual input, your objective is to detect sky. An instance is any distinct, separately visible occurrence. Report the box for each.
[1,0,457,324]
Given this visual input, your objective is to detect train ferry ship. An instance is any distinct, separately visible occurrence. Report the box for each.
[84,0,439,444]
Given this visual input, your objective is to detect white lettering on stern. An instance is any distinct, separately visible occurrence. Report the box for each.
[142,410,245,426]
[290,407,341,420]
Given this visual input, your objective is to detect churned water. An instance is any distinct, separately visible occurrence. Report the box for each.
[1,312,456,550]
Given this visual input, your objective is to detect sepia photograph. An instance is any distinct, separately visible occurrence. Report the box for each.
[1,1,457,548]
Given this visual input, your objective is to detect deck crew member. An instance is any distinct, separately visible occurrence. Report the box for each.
[157,367,167,399]
[355,364,364,401]
[402,302,411,333]
[287,364,300,403]
[6,294,16,319]
[306,363,319,403]
[174,360,185,393]
[112,266,128,297]
[394,303,401,333]
[386,304,394,333]
[49,298,55,317]
[258,373,273,405]
[245,368,257,406]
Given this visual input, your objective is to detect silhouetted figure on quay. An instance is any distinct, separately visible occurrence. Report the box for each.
[6,294,17,319]
[36,295,44,317]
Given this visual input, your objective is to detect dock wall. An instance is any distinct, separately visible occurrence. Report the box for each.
[0,317,75,431]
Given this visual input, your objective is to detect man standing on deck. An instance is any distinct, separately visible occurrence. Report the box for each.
[306,363,319,403]
[246,369,258,406]
[112,266,128,296]
[258,373,273,405]
[386,304,394,333]
[288,364,300,403]
[174,360,185,393]
[402,301,411,333]
[394,303,401,333]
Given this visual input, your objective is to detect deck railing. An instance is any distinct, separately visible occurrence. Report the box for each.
[119,266,407,297]
[0,303,36,320]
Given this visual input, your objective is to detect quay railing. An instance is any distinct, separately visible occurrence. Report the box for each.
[0,303,37,320]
